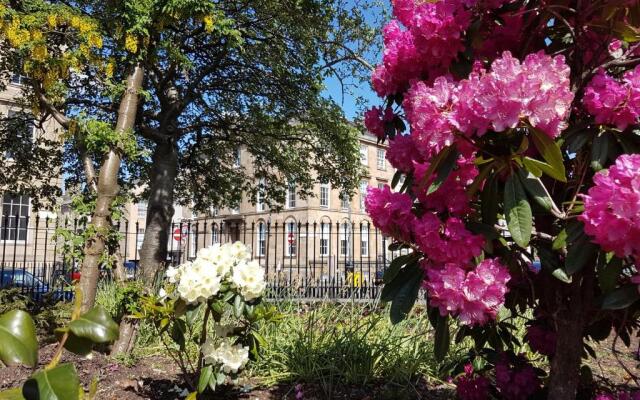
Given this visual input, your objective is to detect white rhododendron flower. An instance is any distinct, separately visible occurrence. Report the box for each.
[231,260,266,301]
[177,259,222,304]
[165,264,183,283]
[201,340,249,373]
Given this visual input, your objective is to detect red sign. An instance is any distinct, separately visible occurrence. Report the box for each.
[173,228,183,242]
[287,232,295,245]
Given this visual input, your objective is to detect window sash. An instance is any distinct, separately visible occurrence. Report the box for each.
[1,194,29,241]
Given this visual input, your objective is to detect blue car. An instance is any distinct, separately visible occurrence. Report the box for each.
[0,269,72,301]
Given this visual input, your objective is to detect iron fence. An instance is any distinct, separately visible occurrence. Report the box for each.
[0,215,403,301]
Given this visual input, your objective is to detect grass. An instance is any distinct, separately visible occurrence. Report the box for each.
[250,300,465,398]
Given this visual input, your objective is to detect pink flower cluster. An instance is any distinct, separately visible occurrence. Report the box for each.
[372,0,470,96]
[595,391,640,400]
[455,364,490,400]
[402,51,573,156]
[415,215,484,266]
[580,154,640,263]
[364,106,393,139]
[583,66,640,130]
[494,354,540,400]
[525,324,557,356]
[385,134,424,172]
[424,258,511,325]
[364,185,415,241]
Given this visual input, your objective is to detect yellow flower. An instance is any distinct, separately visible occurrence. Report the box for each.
[70,15,81,29]
[31,29,43,41]
[32,44,48,61]
[203,15,214,33]
[105,60,115,78]
[124,34,137,53]
[47,14,57,28]
[87,32,102,48]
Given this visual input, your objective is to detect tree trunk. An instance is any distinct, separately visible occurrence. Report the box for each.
[139,139,179,286]
[78,65,145,312]
[110,317,138,356]
[547,271,591,400]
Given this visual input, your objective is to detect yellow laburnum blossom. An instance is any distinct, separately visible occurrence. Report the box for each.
[203,15,214,33]
[87,32,102,48]
[78,20,92,33]
[124,34,137,53]
[105,59,115,78]
[47,14,57,28]
[32,44,47,61]
[30,29,43,41]
[70,15,81,29]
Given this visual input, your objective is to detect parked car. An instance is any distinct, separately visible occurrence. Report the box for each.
[0,269,73,301]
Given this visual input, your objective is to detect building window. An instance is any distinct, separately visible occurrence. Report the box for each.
[233,147,241,167]
[319,183,330,208]
[377,148,386,170]
[4,111,34,160]
[285,220,297,257]
[359,180,369,211]
[137,202,147,219]
[339,223,350,257]
[256,222,266,256]
[359,145,368,165]
[320,223,329,256]
[360,225,369,257]
[1,194,29,241]
[136,228,145,252]
[10,73,28,86]
[256,179,266,212]
[340,192,350,210]
[286,181,296,209]
[212,225,220,244]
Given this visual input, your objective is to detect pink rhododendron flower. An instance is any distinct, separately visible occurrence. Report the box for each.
[391,0,415,27]
[581,154,640,263]
[403,77,457,157]
[583,66,640,130]
[364,107,386,139]
[477,12,524,59]
[365,185,416,241]
[424,258,510,325]
[410,0,470,66]
[495,353,541,400]
[455,364,490,400]
[386,134,424,173]
[414,215,484,265]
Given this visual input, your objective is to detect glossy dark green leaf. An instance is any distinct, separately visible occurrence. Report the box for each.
[516,168,558,213]
[504,173,533,248]
[391,170,403,190]
[565,222,599,275]
[0,310,38,367]
[566,130,590,153]
[383,253,416,284]
[598,257,624,293]
[467,162,493,197]
[55,329,93,356]
[198,365,212,393]
[22,363,80,400]
[600,285,640,310]
[551,268,572,283]
[530,128,566,182]
[427,147,459,195]
[68,306,119,344]
[171,319,187,351]
[616,131,640,154]
[591,133,610,171]
[523,157,565,183]
[481,173,499,226]
[434,315,450,361]
[381,262,420,303]
[389,264,423,324]
[522,156,542,177]
[552,229,567,251]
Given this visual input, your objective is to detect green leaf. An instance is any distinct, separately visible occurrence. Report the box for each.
[391,170,403,190]
[383,253,416,284]
[523,157,565,182]
[566,130,590,153]
[198,365,213,393]
[565,235,599,275]
[171,319,187,351]
[427,147,459,195]
[0,388,25,400]
[68,307,119,344]
[590,133,610,171]
[389,264,424,324]
[419,145,453,188]
[467,162,494,197]
[598,257,624,293]
[434,315,450,361]
[233,295,244,318]
[551,268,572,283]
[516,168,558,213]
[530,128,566,182]
[22,363,80,400]
[552,229,567,251]
[55,329,93,356]
[0,310,38,367]
[481,173,499,226]
[504,173,533,248]
[600,285,640,310]
[522,157,542,177]
[381,262,420,302]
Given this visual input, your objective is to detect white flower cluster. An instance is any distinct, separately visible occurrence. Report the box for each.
[165,242,266,304]
[201,339,249,373]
